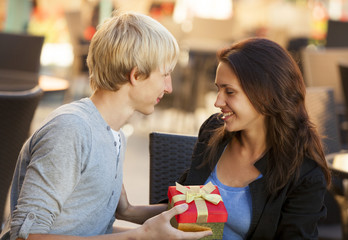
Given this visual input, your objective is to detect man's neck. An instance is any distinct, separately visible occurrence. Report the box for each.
[90,87,134,131]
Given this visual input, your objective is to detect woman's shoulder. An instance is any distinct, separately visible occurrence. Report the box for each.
[297,157,326,185]
[201,113,224,128]
[197,113,224,141]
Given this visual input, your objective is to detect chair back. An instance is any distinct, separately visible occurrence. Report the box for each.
[0,32,44,91]
[305,87,341,155]
[301,47,348,105]
[0,86,43,229]
[149,132,197,204]
[339,62,348,116]
[305,87,347,239]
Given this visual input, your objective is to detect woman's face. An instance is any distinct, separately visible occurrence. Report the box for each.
[214,62,265,133]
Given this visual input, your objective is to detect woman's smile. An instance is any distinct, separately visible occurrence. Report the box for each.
[221,111,234,120]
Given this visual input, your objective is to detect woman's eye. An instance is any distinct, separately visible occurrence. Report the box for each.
[226,89,234,94]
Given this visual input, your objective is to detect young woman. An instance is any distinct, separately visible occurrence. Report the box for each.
[179,37,331,239]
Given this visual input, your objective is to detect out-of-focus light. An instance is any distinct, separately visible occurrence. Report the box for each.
[181,20,193,32]
[122,123,134,138]
[40,43,74,67]
[178,48,189,66]
[192,0,232,20]
[312,2,328,20]
[173,0,233,24]
[328,0,343,20]
[333,153,348,172]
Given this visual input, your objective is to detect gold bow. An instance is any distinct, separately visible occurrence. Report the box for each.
[171,182,222,223]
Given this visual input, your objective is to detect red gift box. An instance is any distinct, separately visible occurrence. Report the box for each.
[168,182,227,239]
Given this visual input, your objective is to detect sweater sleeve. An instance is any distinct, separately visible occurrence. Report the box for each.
[10,114,92,240]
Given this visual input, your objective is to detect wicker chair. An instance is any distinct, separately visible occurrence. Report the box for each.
[339,62,348,146]
[0,86,43,231]
[149,132,197,204]
[306,87,342,154]
[306,87,345,240]
[0,32,44,91]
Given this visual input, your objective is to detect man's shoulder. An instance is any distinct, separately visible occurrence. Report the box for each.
[31,101,96,143]
[53,98,95,118]
[41,98,98,128]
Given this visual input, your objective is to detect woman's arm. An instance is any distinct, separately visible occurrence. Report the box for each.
[275,166,327,238]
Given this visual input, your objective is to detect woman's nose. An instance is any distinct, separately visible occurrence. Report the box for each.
[214,92,225,108]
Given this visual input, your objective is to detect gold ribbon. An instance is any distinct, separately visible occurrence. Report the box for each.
[170,182,222,223]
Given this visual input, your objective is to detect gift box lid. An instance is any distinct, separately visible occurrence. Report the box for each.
[168,183,228,223]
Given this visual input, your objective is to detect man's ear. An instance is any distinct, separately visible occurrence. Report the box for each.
[129,67,139,86]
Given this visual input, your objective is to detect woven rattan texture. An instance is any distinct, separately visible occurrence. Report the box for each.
[306,87,341,154]
[0,86,42,229]
[306,88,348,239]
[340,63,348,117]
[149,132,197,204]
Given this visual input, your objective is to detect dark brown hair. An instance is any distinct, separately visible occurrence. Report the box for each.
[204,37,331,193]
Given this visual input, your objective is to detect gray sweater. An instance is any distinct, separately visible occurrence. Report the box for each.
[7,98,125,240]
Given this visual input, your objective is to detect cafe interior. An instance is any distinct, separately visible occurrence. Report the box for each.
[1,0,348,239]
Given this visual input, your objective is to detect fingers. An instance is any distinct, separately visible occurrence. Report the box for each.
[164,203,188,220]
[164,204,213,239]
[181,230,213,239]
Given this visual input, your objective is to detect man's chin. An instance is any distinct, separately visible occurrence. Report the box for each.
[136,107,155,116]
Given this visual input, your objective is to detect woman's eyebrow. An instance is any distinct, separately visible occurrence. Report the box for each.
[215,83,234,88]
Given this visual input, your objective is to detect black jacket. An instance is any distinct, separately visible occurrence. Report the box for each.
[179,114,327,240]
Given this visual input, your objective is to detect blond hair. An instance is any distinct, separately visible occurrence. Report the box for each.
[87,11,179,91]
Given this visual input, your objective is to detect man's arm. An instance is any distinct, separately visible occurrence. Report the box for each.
[115,184,168,224]
[20,204,212,240]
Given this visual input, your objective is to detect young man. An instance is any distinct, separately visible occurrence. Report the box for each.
[0,11,212,240]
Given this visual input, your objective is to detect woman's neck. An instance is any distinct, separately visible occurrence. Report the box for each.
[234,129,267,164]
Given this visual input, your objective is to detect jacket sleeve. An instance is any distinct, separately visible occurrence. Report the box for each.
[275,165,327,239]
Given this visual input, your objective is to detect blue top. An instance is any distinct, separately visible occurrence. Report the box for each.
[206,166,262,240]
[5,98,125,240]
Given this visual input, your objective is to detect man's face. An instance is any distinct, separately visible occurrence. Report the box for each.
[131,69,173,115]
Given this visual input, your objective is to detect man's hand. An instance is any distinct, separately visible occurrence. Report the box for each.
[139,203,213,240]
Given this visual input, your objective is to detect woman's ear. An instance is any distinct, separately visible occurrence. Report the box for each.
[129,67,139,86]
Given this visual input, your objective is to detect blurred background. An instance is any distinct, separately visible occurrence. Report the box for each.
[1,0,348,134]
[1,0,348,237]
